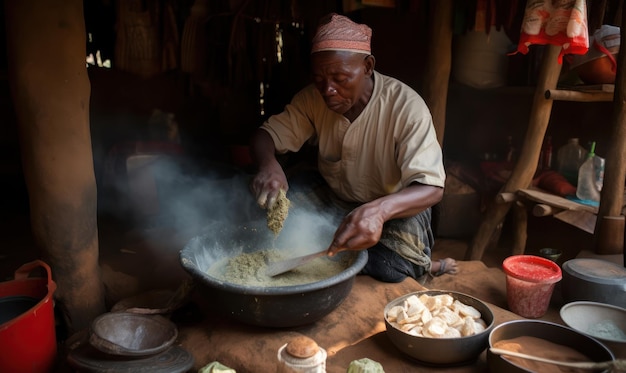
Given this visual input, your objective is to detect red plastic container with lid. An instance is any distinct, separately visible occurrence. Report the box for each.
[502,255,562,318]
[0,260,58,373]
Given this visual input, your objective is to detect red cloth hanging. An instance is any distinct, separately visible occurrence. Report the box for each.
[514,0,589,63]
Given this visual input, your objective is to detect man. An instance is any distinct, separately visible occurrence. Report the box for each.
[250,13,457,283]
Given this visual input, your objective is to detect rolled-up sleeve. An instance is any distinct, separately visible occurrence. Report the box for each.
[260,87,317,154]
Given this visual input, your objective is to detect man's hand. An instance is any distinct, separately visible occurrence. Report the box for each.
[327,202,385,255]
[251,160,288,209]
[326,184,443,256]
[249,129,288,209]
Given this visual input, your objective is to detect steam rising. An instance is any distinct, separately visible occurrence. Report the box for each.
[101,154,343,268]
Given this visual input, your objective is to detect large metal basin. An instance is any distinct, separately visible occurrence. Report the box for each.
[179,225,367,328]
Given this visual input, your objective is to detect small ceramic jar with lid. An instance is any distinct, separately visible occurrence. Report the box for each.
[277,335,326,373]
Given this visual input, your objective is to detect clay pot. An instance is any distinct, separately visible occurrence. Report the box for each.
[576,55,617,84]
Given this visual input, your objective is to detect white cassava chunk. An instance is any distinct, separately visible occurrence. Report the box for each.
[400,323,419,332]
[420,307,433,324]
[473,320,486,334]
[419,294,440,311]
[421,294,454,311]
[453,299,482,319]
[395,308,409,324]
[386,305,405,322]
[440,294,454,307]
[407,325,423,336]
[437,306,463,328]
[423,318,447,338]
[403,295,421,309]
[419,294,437,311]
[460,316,477,337]
[443,326,462,338]
[405,296,426,317]
[431,305,443,317]
[397,308,420,325]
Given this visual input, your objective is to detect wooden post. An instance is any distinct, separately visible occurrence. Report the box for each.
[4,0,106,334]
[422,0,453,145]
[466,45,563,261]
[594,5,626,255]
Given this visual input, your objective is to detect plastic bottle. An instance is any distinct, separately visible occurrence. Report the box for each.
[556,138,587,185]
[595,156,605,193]
[576,141,604,203]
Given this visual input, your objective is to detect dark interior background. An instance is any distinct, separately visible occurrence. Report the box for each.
[0,0,619,241]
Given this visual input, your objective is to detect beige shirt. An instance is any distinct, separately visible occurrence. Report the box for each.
[261,71,445,203]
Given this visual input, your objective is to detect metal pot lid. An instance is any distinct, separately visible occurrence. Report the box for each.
[563,258,626,285]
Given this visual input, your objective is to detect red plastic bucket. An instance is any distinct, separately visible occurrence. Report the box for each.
[0,260,58,373]
[502,255,562,318]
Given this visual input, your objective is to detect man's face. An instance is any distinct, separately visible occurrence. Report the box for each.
[311,51,373,115]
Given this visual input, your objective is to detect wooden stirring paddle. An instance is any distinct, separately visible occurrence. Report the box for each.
[265,250,328,277]
[490,348,626,371]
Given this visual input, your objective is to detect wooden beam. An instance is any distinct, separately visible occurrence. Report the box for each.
[545,89,613,102]
[422,0,453,145]
[594,3,626,255]
[496,192,517,203]
[533,204,557,217]
[5,0,106,334]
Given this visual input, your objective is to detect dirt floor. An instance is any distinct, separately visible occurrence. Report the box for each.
[0,171,624,372]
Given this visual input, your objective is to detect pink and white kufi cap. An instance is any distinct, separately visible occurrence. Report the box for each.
[311,13,372,55]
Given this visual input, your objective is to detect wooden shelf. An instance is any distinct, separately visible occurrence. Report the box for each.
[545,84,614,102]
[466,44,624,260]
[568,84,615,92]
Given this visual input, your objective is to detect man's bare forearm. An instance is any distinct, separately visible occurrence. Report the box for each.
[368,183,443,222]
[250,128,278,169]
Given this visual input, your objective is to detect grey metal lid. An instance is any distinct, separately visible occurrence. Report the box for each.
[563,258,626,285]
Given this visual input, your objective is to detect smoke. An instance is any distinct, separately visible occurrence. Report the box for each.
[100,153,342,258]
[274,204,340,255]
